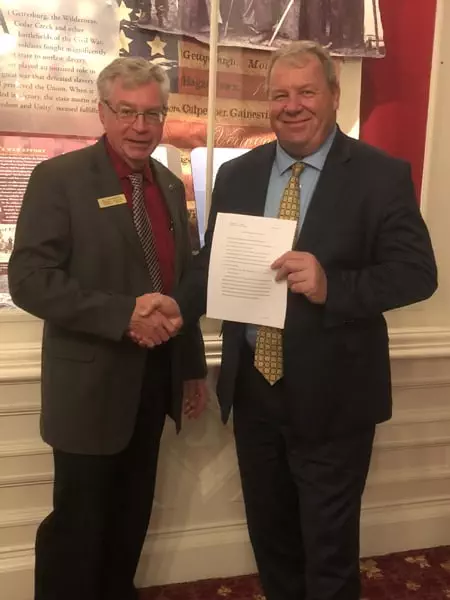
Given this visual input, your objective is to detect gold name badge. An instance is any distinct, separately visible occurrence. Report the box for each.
[97,194,127,208]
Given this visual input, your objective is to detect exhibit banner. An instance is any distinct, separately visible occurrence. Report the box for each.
[119,1,358,244]
[0,0,120,137]
[0,0,382,304]
[0,0,120,305]
[132,0,385,56]
[120,9,276,149]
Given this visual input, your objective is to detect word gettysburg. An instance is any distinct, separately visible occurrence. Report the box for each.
[8,11,97,25]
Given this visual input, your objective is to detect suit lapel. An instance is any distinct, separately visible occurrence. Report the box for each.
[150,158,184,283]
[296,129,352,252]
[243,142,277,217]
[90,139,147,269]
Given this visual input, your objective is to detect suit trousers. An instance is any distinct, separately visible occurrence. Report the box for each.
[34,347,171,600]
[233,344,375,600]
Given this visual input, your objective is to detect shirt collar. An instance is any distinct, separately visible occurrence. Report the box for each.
[104,135,153,183]
[274,125,337,175]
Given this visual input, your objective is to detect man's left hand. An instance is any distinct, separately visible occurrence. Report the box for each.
[183,379,208,419]
[272,251,327,304]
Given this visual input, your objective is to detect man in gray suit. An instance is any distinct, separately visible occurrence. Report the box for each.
[8,57,207,600]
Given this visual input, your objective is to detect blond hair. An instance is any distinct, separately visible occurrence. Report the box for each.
[267,40,339,91]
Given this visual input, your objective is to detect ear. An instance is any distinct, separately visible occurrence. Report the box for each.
[332,84,341,112]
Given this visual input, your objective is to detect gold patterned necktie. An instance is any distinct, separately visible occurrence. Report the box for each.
[254,161,305,385]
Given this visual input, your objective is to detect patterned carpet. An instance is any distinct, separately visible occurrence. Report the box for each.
[141,546,450,600]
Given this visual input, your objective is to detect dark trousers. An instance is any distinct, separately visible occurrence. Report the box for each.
[34,350,170,600]
[233,345,375,600]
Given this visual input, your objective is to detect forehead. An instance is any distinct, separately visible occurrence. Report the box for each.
[269,55,328,89]
[108,78,163,106]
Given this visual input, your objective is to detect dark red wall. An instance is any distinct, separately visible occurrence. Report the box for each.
[360,0,437,198]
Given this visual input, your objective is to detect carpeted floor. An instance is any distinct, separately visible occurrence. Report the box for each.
[140,546,450,600]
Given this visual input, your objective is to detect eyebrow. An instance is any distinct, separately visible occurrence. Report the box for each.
[116,102,162,111]
[270,84,318,94]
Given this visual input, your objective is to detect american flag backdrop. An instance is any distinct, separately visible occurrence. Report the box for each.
[117,0,278,250]
[118,0,275,151]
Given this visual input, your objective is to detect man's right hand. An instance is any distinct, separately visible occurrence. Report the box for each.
[128,294,183,348]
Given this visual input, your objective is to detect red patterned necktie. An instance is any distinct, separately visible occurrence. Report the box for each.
[129,173,163,292]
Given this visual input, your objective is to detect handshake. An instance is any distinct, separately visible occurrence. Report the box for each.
[128,292,208,419]
[128,293,182,348]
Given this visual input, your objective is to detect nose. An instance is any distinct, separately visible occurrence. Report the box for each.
[284,94,303,113]
[132,113,148,132]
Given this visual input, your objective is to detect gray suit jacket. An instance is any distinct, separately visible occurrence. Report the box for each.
[8,138,206,455]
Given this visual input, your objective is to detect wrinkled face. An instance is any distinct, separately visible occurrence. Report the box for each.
[268,55,340,157]
[98,78,166,170]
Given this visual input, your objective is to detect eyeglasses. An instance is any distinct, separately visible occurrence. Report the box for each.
[103,100,167,124]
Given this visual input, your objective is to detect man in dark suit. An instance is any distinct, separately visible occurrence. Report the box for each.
[8,57,207,600]
[138,41,437,599]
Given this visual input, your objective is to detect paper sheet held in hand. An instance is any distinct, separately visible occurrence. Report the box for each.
[206,213,297,328]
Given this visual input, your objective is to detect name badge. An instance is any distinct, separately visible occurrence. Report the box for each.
[97,194,127,208]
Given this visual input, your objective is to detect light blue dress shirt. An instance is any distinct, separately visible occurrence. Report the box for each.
[246,127,337,347]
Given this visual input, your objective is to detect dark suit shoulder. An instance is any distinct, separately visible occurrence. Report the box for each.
[344,134,410,175]
[151,157,183,188]
[218,142,276,176]
[31,142,98,180]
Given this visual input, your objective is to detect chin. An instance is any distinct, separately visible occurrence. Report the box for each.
[123,153,147,168]
[283,137,308,151]
[128,149,150,161]
[279,126,306,140]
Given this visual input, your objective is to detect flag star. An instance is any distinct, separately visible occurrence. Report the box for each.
[119,28,133,53]
[116,0,133,23]
[147,35,167,56]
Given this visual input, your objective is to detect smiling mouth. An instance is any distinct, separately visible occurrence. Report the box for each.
[126,139,150,145]
[282,119,310,125]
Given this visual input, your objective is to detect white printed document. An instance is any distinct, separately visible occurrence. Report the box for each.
[206,213,297,328]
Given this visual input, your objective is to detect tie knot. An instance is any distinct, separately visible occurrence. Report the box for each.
[129,173,144,188]
[291,162,305,178]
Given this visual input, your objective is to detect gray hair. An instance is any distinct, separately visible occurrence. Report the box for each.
[97,57,170,107]
[267,40,339,92]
